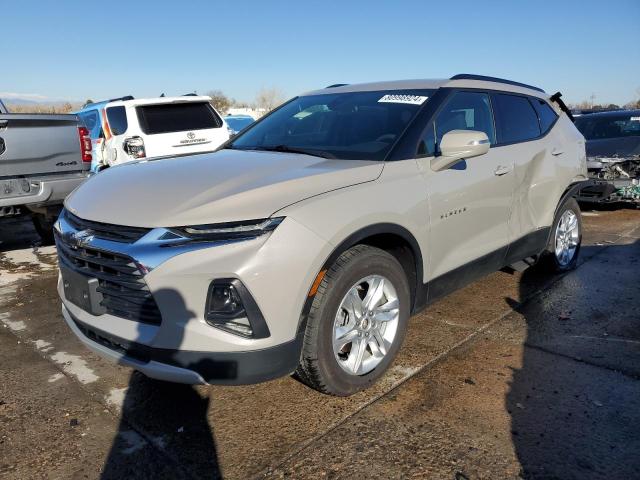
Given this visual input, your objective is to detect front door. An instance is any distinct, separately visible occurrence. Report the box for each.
[416,90,515,293]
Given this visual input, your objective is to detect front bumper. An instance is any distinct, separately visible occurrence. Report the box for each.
[62,305,303,384]
[55,213,331,384]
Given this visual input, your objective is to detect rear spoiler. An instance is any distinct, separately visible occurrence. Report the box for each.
[550,92,574,123]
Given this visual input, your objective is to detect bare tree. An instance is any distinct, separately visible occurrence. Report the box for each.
[6,102,82,114]
[255,87,285,111]
[206,90,232,114]
[60,102,74,113]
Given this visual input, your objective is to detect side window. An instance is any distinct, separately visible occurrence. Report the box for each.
[492,94,541,144]
[106,106,128,136]
[418,91,496,157]
[530,98,558,135]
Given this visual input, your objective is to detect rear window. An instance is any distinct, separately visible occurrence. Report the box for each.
[530,98,558,135]
[575,113,640,140]
[492,94,541,144]
[136,102,222,135]
[106,106,128,135]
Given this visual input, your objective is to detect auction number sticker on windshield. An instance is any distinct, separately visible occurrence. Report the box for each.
[630,116,640,121]
[378,94,428,105]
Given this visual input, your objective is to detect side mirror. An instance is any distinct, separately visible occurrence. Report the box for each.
[430,130,490,172]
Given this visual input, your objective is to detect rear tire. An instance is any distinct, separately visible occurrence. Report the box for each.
[540,197,582,272]
[297,245,410,396]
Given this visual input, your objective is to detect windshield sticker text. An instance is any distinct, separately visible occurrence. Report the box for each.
[378,94,428,105]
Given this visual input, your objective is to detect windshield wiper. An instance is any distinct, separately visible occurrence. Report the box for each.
[251,145,335,159]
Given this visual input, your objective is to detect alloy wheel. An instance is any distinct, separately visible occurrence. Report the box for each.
[332,275,400,376]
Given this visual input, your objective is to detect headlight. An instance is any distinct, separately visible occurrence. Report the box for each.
[170,217,284,241]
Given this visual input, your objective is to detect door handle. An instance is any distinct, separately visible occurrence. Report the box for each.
[551,148,564,156]
[0,120,8,129]
[0,138,4,155]
[494,165,511,176]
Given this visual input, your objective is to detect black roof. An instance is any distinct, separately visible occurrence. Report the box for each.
[450,74,545,93]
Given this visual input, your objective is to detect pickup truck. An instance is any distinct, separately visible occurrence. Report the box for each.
[0,98,91,243]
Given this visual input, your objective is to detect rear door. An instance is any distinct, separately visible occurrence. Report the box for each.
[134,101,229,158]
[0,114,82,177]
[491,93,560,240]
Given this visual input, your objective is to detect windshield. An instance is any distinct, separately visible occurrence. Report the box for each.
[575,113,640,140]
[226,116,255,131]
[228,90,434,160]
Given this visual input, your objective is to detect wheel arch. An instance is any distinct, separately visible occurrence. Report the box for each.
[546,180,590,245]
[298,223,425,334]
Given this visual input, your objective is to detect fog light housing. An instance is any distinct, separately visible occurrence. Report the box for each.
[205,279,270,339]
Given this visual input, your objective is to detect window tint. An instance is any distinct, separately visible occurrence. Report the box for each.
[136,102,222,135]
[530,98,558,134]
[106,106,128,136]
[418,91,495,156]
[492,94,541,143]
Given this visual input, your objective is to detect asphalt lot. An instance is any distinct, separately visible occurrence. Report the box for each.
[1,208,639,480]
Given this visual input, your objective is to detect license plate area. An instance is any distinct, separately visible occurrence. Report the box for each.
[60,264,106,316]
[0,177,36,200]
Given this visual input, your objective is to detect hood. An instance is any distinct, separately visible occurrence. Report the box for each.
[586,136,640,159]
[65,149,383,227]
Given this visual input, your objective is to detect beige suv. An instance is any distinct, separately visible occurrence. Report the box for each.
[55,74,588,395]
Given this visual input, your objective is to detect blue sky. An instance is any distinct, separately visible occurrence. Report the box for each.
[3,0,639,105]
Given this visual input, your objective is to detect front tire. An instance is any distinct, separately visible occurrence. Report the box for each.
[297,245,410,396]
[541,197,582,272]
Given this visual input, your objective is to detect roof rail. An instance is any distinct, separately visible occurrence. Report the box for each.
[326,83,349,88]
[107,95,134,102]
[84,95,134,107]
[450,74,545,93]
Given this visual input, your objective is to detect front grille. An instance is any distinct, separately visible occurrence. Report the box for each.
[63,210,151,243]
[56,232,162,325]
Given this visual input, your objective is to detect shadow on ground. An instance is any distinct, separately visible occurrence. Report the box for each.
[101,290,222,479]
[507,241,640,479]
[0,216,41,253]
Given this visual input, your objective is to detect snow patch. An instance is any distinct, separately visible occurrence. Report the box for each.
[0,272,29,287]
[50,351,99,384]
[3,319,26,331]
[48,373,65,383]
[34,339,53,352]
[390,365,420,377]
[3,247,56,270]
[118,430,147,455]
[105,387,128,409]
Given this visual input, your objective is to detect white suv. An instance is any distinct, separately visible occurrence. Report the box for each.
[77,95,229,172]
[56,75,588,395]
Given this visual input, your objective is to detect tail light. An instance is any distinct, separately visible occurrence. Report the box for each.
[123,136,146,159]
[78,126,92,163]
